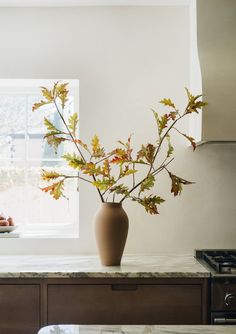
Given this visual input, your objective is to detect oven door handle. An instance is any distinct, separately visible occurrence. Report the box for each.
[214,317,236,324]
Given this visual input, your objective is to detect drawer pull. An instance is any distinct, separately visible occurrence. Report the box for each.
[111,284,138,291]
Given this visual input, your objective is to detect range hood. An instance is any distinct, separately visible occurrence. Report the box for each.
[194,0,236,143]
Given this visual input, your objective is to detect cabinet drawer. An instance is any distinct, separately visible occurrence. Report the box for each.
[48,284,202,325]
[0,284,40,334]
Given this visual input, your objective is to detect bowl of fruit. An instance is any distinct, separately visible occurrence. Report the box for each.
[0,213,17,233]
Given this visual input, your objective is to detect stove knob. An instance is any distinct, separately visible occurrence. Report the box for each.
[225,293,236,307]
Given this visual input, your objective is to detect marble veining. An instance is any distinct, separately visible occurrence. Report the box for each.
[0,255,209,278]
[38,325,236,334]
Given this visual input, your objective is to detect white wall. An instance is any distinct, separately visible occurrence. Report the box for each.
[0,5,235,255]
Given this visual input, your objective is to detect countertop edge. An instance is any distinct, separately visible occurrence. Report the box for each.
[0,271,211,278]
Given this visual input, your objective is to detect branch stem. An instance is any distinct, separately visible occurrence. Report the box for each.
[53,100,104,202]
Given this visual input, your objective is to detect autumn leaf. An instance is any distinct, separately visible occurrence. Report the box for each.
[102,159,111,177]
[63,153,85,169]
[117,135,133,161]
[168,171,194,196]
[92,178,115,191]
[185,88,207,114]
[137,144,155,164]
[109,184,129,196]
[160,98,176,109]
[122,169,137,177]
[166,134,174,157]
[133,195,165,215]
[146,144,155,164]
[169,111,178,120]
[74,139,91,154]
[41,170,63,181]
[173,128,196,151]
[91,134,105,158]
[82,162,104,176]
[41,180,64,200]
[45,135,66,153]
[111,148,129,164]
[158,114,169,134]
[182,134,196,151]
[68,113,79,137]
[41,86,53,102]
[32,100,50,112]
[91,134,99,152]
[139,175,155,195]
[119,165,137,178]
[55,82,69,109]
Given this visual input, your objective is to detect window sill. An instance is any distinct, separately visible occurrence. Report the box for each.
[6,223,79,239]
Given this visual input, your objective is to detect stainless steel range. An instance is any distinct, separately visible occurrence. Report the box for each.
[196,249,236,325]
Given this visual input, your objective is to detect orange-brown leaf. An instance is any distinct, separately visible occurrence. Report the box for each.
[41,181,64,200]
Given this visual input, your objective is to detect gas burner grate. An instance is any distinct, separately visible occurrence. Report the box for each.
[201,251,236,274]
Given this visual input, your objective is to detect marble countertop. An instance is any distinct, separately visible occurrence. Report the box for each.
[38,325,236,334]
[0,255,209,278]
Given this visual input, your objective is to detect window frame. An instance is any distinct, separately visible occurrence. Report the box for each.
[0,79,80,238]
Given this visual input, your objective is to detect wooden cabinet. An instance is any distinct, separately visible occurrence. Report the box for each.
[47,281,204,325]
[0,277,208,334]
[0,283,40,334]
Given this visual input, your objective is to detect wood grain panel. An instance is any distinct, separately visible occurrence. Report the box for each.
[48,283,202,325]
[0,284,40,334]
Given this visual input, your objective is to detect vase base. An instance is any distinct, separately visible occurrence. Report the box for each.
[100,260,121,267]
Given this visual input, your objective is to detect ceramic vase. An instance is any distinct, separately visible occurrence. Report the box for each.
[94,202,129,266]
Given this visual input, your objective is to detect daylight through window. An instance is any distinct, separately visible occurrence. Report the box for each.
[0,79,79,237]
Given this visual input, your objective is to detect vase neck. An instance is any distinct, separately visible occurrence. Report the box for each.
[101,202,122,208]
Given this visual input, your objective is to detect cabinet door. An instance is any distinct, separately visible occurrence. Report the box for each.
[0,284,40,334]
[48,284,202,325]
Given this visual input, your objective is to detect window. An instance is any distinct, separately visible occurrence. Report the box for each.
[0,79,79,238]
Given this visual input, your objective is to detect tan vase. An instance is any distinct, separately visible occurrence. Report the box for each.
[94,202,129,266]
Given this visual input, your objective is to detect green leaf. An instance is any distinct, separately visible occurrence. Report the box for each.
[41,86,53,102]
[68,113,79,137]
[32,100,50,112]
[160,98,176,109]
[41,180,64,200]
[120,165,137,178]
[63,153,85,169]
[109,184,129,196]
[151,109,159,125]
[166,134,174,157]
[44,117,61,133]
[168,172,194,196]
[92,178,115,191]
[82,162,104,176]
[139,175,155,195]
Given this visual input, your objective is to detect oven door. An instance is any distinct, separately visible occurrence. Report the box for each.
[211,312,236,325]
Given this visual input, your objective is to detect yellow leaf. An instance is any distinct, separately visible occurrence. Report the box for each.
[91,134,105,158]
